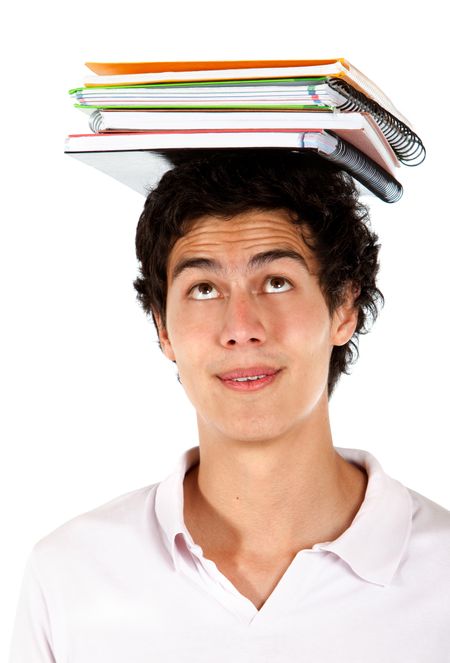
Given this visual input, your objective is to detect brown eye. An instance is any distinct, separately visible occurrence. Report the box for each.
[188,282,219,300]
[265,276,293,293]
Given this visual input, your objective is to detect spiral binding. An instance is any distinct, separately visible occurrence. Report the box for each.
[89,110,103,134]
[316,131,403,203]
[328,78,425,167]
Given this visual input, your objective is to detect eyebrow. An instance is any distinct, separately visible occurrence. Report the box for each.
[171,248,310,283]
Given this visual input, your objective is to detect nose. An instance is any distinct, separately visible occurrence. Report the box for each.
[218,290,267,348]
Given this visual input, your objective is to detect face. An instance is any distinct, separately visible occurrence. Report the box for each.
[154,209,358,444]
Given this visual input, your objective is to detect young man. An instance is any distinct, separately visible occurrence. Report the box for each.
[9,150,450,662]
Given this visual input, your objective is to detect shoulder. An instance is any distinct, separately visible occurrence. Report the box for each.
[406,487,450,562]
[30,482,160,571]
[408,487,450,532]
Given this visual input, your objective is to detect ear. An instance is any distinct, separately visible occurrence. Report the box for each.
[152,310,176,362]
[331,282,360,347]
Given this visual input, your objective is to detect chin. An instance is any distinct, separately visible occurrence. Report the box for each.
[216,413,294,445]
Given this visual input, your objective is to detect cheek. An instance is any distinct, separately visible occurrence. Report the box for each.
[281,296,331,351]
[167,307,210,363]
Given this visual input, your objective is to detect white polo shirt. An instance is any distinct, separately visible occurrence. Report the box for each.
[9,446,450,662]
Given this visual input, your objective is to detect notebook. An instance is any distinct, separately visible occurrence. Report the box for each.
[68,111,399,176]
[65,129,402,203]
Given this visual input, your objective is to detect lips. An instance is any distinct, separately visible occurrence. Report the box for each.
[217,366,281,381]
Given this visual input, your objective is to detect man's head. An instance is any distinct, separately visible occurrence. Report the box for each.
[134,149,384,411]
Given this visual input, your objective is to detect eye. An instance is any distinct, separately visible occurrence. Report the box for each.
[264,276,293,293]
[188,282,219,300]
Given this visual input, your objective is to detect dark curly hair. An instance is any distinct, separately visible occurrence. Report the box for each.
[134,148,384,398]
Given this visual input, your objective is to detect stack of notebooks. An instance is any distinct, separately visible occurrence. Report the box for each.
[65,58,426,203]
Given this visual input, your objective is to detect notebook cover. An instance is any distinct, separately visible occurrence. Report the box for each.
[85,59,349,76]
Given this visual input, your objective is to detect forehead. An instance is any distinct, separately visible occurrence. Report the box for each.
[167,209,316,281]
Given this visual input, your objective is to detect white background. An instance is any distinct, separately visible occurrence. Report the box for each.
[2,1,449,657]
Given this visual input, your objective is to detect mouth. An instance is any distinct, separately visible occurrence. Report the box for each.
[217,368,282,392]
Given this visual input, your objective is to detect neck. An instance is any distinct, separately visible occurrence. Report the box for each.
[183,397,368,560]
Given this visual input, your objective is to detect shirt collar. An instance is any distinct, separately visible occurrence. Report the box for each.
[154,446,201,568]
[154,445,413,587]
[317,447,413,586]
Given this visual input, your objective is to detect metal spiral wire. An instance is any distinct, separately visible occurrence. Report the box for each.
[328,78,426,166]
[323,131,403,203]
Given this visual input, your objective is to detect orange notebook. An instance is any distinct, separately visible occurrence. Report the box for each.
[85,58,349,76]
